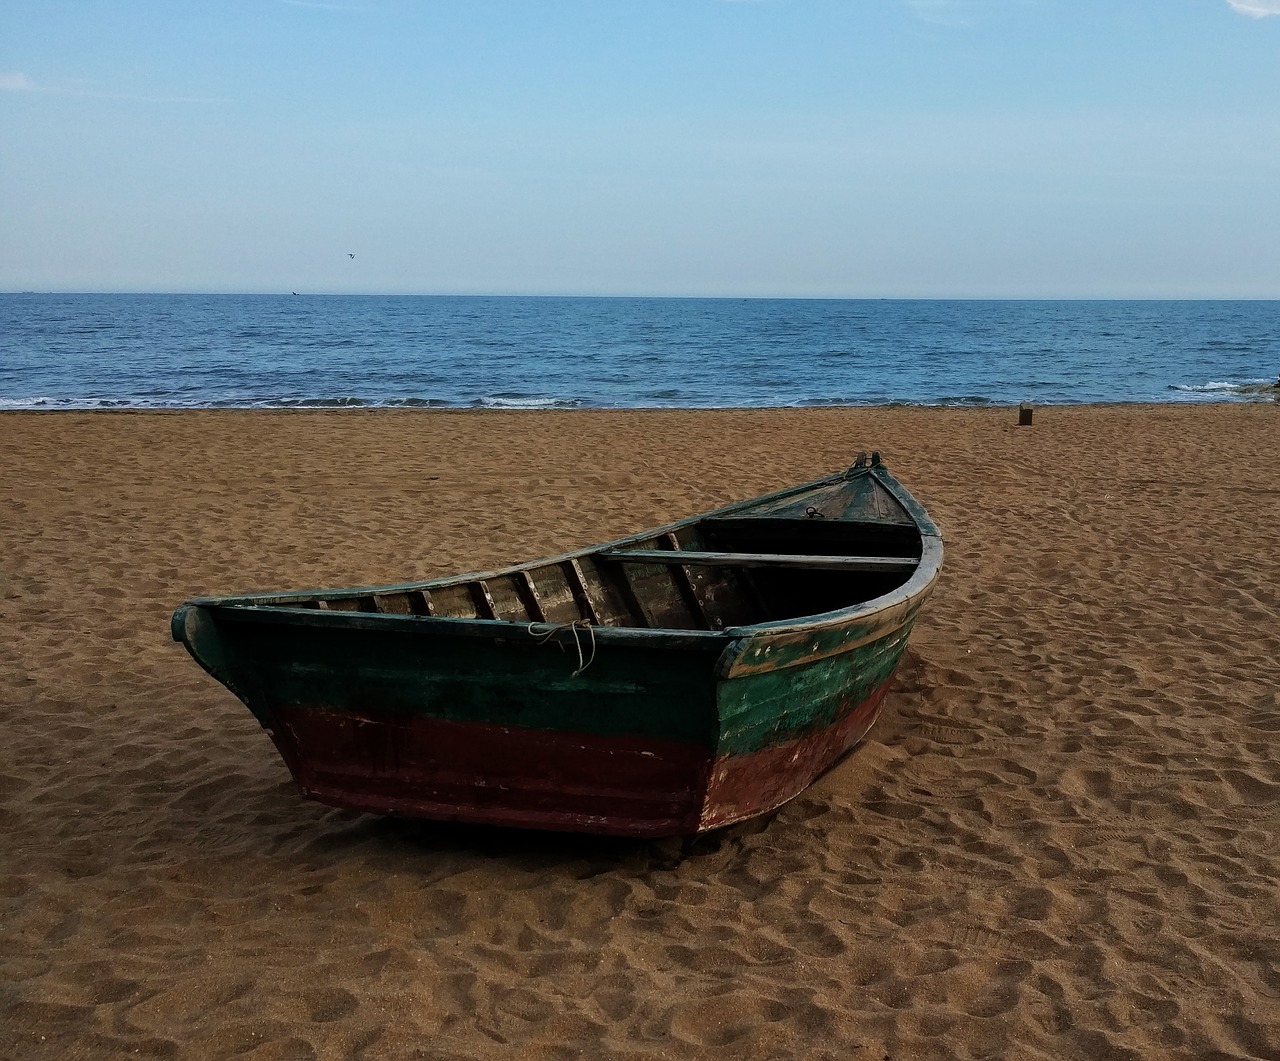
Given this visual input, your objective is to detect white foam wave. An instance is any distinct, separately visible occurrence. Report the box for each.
[1169,378,1277,399]
[475,396,581,410]
[1171,381,1246,393]
[0,397,59,408]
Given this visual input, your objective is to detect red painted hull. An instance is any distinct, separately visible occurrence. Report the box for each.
[272,707,711,836]
[700,677,892,830]
[266,673,894,837]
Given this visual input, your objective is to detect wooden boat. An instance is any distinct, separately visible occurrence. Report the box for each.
[172,452,941,837]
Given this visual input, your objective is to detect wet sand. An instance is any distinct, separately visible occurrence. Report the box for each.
[2,405,1278,1060]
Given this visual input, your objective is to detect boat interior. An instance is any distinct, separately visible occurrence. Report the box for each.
[268,515,925,632]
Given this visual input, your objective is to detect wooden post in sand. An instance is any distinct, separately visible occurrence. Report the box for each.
[1018,403,1034,426]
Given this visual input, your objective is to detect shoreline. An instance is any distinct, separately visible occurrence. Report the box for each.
[3,403,1278,1058]
[2,391,1277,414]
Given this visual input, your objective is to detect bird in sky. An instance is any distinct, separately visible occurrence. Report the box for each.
[348,253,355,259]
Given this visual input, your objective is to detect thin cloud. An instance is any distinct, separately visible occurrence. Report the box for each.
[0,71,225,103]
[0,71,37,92]
[1227,0,1280,15]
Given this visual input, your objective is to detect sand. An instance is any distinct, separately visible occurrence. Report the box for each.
[2,404,1277,1060]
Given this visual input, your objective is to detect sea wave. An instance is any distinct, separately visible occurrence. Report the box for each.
[0,397,62,409]
[243,396,457,409]
[1169,379,1277,398]
[0,396,152,410]
[0,395,462,411]
[1172,380,1246,392]
[472,395,585,410]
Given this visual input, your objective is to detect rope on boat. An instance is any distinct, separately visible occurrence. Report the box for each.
[526,620,597,676]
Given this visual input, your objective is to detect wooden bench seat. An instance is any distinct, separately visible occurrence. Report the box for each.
[595,549,919,574]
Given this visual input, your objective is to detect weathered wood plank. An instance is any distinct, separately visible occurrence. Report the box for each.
[469,581,499,620]
[661,533,712,631]
[320,596,367,612]
[528,565,581,625]
[484,575,531,622]
[372,592,414,615]
[430,584,479,619]
[701,516,919,549]
[576,558,637,626]
[563,559,601,625]
[595,562,651,628]
[685,564,758,630]
[515,570,546,623]
[597,549,919,573]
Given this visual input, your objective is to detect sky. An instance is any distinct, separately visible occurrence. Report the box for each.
[2,0,1279,298]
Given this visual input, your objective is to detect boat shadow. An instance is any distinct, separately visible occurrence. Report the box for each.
[312,809,779,873]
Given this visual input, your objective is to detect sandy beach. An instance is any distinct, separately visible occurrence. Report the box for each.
[2,404,1277,1060]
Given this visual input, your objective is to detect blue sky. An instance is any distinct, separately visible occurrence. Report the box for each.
[2,0,1278,297]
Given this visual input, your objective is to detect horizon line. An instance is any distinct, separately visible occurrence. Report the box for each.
[3,290,1279,302]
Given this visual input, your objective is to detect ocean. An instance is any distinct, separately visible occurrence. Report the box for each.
[1,294,1276,410]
